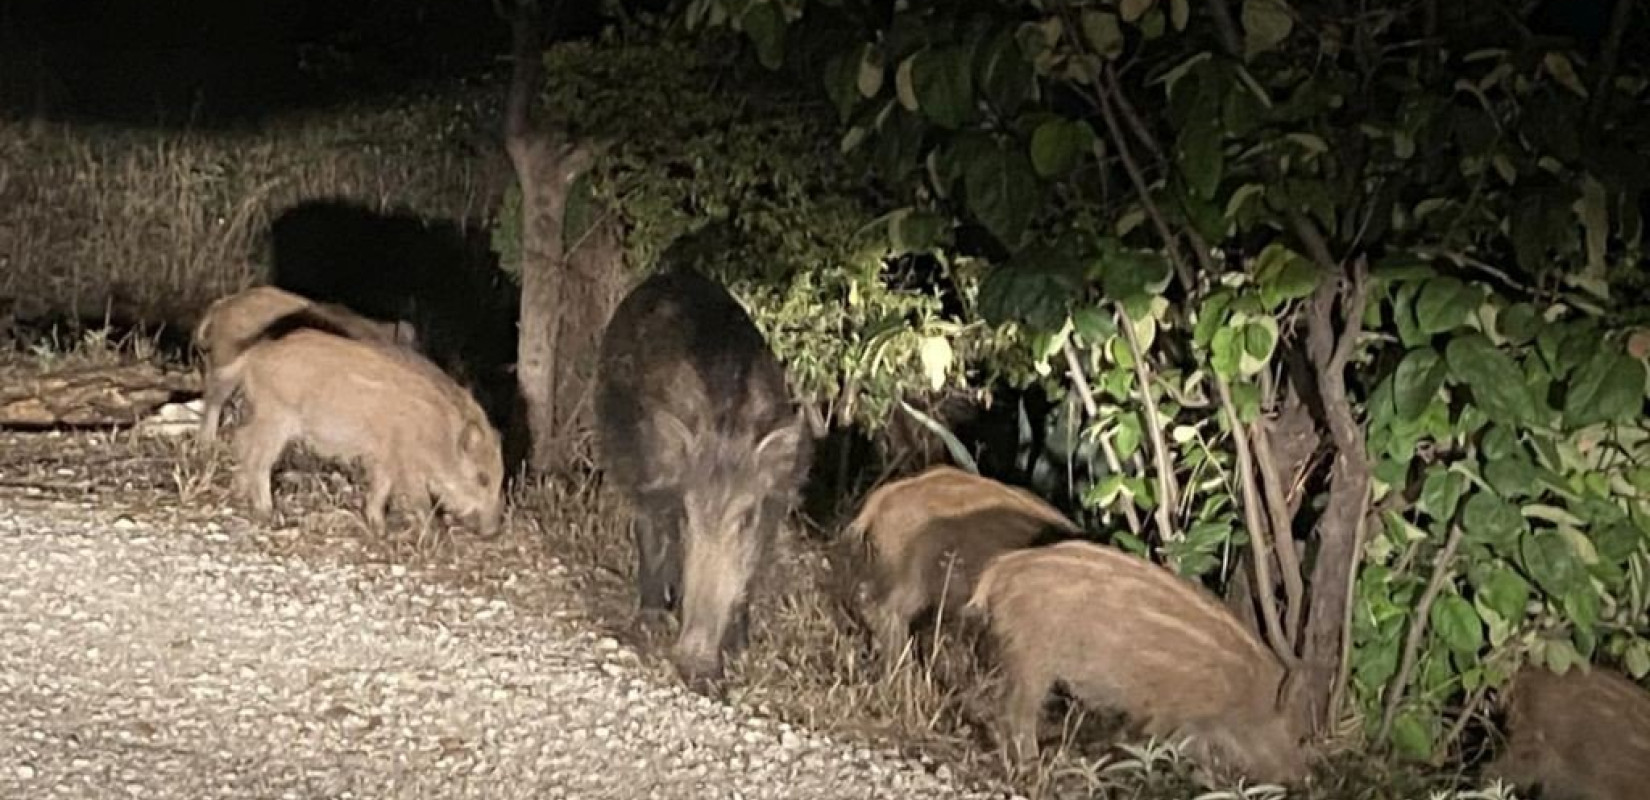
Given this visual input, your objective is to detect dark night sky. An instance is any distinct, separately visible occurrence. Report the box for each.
[0,0,606,128]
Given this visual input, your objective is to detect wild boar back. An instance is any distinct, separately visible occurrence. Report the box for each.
[967,539,1309,785]
[1484,663,1650,800]
[222,328,503,535]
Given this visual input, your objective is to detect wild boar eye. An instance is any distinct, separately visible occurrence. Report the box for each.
[475,471,488,488]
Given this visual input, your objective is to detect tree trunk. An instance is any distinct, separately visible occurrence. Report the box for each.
[1299,261,1373,736]
[502,0,625,476]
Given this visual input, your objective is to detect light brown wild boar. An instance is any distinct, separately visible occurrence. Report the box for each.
[842,465,1081,663]
[218,328,503,535]
[192,285,417,444]
[966,539,1310,785]
[1482,663,1650,800]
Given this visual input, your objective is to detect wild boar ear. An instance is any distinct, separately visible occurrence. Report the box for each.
[642,410,695,491]
[753,411,807,479]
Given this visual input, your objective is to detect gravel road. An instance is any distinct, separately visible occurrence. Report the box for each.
[0,496,1009,800]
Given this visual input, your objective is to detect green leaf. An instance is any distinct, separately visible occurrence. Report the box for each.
[1030,118,1092,178]
[977,241,1085,330]
[1170,0,1190,30]
[1115,413,1143,461]
[1390,709,1435,762]
[1415,277,1477,335]
[964,144,1041,248]
[1431,593,1483,655]
[1071,307,1116,342]
[1177,116,1224,199]
[1241,0,1295,59]
[1392,347,1449,421]
[822,46,866,122]
[1521,529,1586,597]
[1420,468,1468,523]
[1080,10,1125,60]
[1497,303,1543,345]
[911,46,975,129]
[741,1,786,70]
[1194,291,1232,349]
[1211,327,1240,379]
[1120,0,1155,23]
[1577,176,1608,273]
[888,208,948,253]
[1564,349,1646,428]
[1484,457,1541,499]
[1252,243,1318,310]
[1543,52,1590,98]
[1243,319,1277,360]
[1446,334,1537,425]
[977,28,1036,115]
[1562,587,1600,633]
[1473,565,1531,631]
[1095,245,1173,318]
[1461,492,1525,553]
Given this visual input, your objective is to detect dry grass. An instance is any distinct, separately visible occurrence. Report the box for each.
[0,85,508,327]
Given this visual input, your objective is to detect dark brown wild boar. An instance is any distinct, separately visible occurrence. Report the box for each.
[219,327,503,535]
[842,465,1080,663]
[966,539,1310,785]
[1483,663,1650,800]
[192,285,416,443]
[595,266,812,693]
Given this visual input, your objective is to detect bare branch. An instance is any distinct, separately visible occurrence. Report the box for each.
[1117,307,1181,540]
[1250,403,1305,646]
[1379,522,1468,740]
[1092,79,1198,292]
[504,0,545,162]
[1203,0,1244,59]
[1063,341,1145,535]
[1215,373,1294,663]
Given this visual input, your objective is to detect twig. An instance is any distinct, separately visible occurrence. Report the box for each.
[1092,82,1196,292]
[1203,0,1245,60]
[1250,395,1305,647]
[1379,521,1467,741]
[1215,373,1294,664]
[1063,341,1144,535]
[1116,307,1180,540]
[1436,679,1493,767]
[1328,487,1373,724]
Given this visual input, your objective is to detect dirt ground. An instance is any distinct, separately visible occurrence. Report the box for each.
[0,426,1017,800]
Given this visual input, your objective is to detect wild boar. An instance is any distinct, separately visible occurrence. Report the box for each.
[1482,663,1650,800]
[192,285,416,443]
[218,327,503,535]
[842,465,1081,665]
[966,539,1310,785]
[595,266,812,692]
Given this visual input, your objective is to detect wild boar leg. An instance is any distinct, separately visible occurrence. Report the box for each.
[198,367,233,444]
[233,414,294,523]
[1002,656,1053,764]
[633,495,684,616]
[362,463,401,533]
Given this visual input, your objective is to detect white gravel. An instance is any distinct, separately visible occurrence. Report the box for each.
[0,497,1008,800]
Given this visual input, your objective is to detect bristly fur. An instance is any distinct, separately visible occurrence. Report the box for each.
[595,265,813,690]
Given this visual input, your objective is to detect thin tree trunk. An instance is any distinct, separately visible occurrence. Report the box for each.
[502,0,624,476]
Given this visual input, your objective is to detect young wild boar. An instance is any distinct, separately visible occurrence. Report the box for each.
[218,327,503,535]
[595,266,812,693]
[1482,663,1650,800]
[192,285,416,443]
[966,540,1310,785]
[842,465,1081,665]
